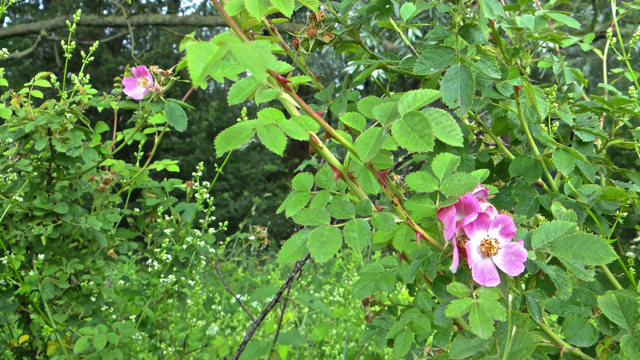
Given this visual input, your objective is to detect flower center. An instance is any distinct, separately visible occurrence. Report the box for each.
[137,77,150,87]
[480,238,501,257]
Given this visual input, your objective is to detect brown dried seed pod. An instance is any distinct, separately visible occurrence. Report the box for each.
[109,170,117,175]
[186,180,194,188]
[102,177,112,185]
[98,185,108,193]
[88,174,95,182]
[306,25,318,37]
[321,32,335,43]
[315,11,325,21]
[292,37,300,51]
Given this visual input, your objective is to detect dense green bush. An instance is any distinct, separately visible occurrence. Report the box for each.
[3,0,640,359]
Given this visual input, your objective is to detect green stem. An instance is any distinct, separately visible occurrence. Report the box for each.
[454,317,470,331]
[514,87,559,192]
[469,112,515,160]
[33,255,69,356]
[502,295,514,360]
[601,263,624,290]
[611,0,640,92]
[389,18,418,56]
[534,319,594,360]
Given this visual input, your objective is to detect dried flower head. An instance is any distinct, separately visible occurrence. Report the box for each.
[306,25,318,37]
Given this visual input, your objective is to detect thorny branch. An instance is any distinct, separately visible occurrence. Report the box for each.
[232,253,311,360]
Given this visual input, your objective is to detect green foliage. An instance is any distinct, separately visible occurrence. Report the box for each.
[5,0,640,357]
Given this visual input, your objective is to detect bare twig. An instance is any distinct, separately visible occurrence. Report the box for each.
[0,14,301,41]
[205,252,255,321]
[232,253,311,360]
[0,30,44,61]
[272,281,293,345]
[32,29,130,44]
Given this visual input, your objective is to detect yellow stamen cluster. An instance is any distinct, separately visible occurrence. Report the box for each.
[480,238,501,257]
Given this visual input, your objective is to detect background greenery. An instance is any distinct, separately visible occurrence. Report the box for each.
[1,0,640,358]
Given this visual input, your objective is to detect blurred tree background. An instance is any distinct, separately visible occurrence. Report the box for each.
[2,0,639,244]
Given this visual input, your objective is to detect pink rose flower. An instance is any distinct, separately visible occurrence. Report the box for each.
[471,184,490,200]
[122,65,154,100]
[437,193,481,273]
[463,212,528,287]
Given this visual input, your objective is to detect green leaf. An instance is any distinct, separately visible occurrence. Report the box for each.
[546,11,581,29]
[469,304,494,339]
[370,212,396,231]
[95,121,109,134]
[244,0,272,18]
[536,262,573,300]
[358,96,383,119]
[414,46,456,75]
[308,226,342,263]
[525,293,543,321]
[297,294,334,317]
[403,259,424,283]
[562,317,598,347]
[371,101,400,126]
[340,112,366,132]
[441,64,475,115]
[353,263,384,298]
[422,108,463,147]
[164,102,188,132]
[277,229,310,263]
[447,282,471,297]
[432,153,460,180]
[449,336,491,359]
[391,111,434,153]
[398,89,441,116]
[327,198,355,219]
[475,287,501,300]
[239,341,271,360]
[393,328,414,358]
[186,42,228,87]
[599,291,640,329]
[214,120,257,157]
[224,0,245,16]
[292,208,330,226]
[478,298,506,321]
[269,0,294,17]
[549,233,617,265]
[510,155,542,184]
[531,221,577,250]
[446,298,475,317]
[292,173,314,191]
[459,23,486,44]
[343,219,372,252]
[53,202,69,214]
[552,148,576,175]
[551,201,578,222]
[440,172,481,197]
[228,76,260,105]
[93,333,107,351]
[277,191,310,217]
[620,333,640,359]
[74,335,91,354]
[506,330,540,359]
[228,41,279,83]
[257,124,287,156]
[277,118,309,141]
[354,127,386,163]
[400,3,417,21]
[481,0,505,18]
[297,0,320,11]
[406,171,439,193]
